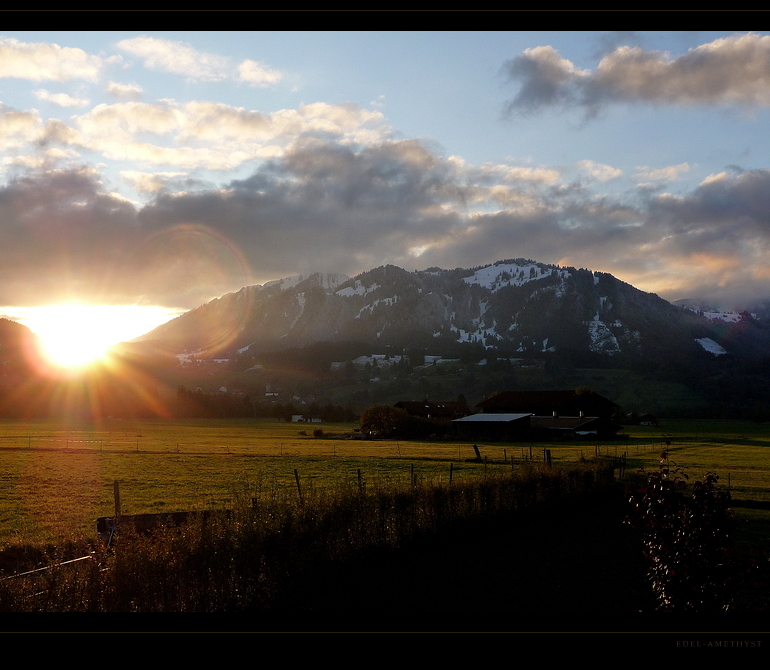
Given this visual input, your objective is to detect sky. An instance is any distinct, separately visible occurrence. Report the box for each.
[1,30,770,332]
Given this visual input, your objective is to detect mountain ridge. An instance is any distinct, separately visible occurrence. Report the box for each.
[131,259,768,366]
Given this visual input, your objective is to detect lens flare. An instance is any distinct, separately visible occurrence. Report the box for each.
[9,304,179,371]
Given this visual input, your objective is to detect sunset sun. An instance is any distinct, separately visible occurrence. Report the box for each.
[18,305,177,370]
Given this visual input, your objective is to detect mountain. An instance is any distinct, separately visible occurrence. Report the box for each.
[0,318,40,376]
[133,260,770,366]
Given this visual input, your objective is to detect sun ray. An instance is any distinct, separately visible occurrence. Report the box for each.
[5,304,180,371]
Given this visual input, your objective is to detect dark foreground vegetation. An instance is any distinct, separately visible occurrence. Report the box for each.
[625,455,770,614]
[1,456,767,630]
[0,462,626,620]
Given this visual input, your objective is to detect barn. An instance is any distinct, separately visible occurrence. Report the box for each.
[451,413,531,441]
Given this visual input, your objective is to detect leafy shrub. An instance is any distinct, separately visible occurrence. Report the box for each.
[625,453,767,611]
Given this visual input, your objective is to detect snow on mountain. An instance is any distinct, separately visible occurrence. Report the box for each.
[337,281,380,297]
[463,261,570,292]
[701,311,743,323]
[264,272,350,292]
[696,337,727,355]
[135,258,768,363]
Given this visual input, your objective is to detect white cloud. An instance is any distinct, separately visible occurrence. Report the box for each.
[0,37,119,82]
[237,59,283,86]
[121,170,188,193]
[0,107,45,149]
[634,163,690,182]
[117,36,284,87]
[106,81,143,100]
[117,36,231,82]
[577,160,622,182]
[34,89,89,108]
[66,99,391,170]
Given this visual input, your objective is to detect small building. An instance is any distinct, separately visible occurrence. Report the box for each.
[452,413,531,441]
[291,415,322,423]
[639,413,658,426]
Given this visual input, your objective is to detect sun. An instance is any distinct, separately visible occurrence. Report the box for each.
[19,304,179,370]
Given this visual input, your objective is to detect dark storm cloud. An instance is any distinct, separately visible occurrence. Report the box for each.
[650,169,770,231]
[0,168,138,305]
[503,34,770,116]
[3,143,770,310]
[138,139,465,284]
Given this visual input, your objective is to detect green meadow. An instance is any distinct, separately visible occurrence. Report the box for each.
[0,418,768,546]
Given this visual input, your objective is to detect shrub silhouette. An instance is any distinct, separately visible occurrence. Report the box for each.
[625,453,767,612]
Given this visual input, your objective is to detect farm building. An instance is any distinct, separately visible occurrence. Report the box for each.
[395,400,469,420]
[452,413,531,441]
[453,389,623,441]
[476,389,620,419]
[290,415,322,423]
[527,414,616,440]
[453,411,620,441]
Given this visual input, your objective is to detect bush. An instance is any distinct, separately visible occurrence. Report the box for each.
[625,453,767,611]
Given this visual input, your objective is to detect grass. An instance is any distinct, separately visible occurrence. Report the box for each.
[0,416,768,615]
[0,417,768,547]
[0,459,624,614]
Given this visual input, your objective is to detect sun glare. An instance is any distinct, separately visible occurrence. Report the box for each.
[11,304,179,370]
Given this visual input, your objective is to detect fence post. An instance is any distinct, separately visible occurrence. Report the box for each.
[449,462,453,485]
[294,469,303,503]
[113,480,121,518]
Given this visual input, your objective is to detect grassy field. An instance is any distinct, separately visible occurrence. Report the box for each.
[0,417,768,546]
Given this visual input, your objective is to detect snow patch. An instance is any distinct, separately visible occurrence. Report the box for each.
[355,296,397,318]
[696,338,727,356]
[587,321,621,355]
[702,311,742,323]
[463,262,570,292]
[336,281,380,297]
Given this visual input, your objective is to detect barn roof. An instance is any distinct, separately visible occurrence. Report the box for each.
[395,400,467,418]
[476,390,619,416]
[452,413,531,423]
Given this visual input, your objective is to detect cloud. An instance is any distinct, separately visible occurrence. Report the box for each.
[2,148,70,170]
[237,59,284,87]
[117,36,284,86]
[64,99,391,171]
[0,107,45,149]
[106,81,143,100]
[0,37,119,82]
[2,140,770,310]
[577,160,623,182]
[116,35,231,81]
[502,45,590,115]
[504,33,770,115]
[633,162,690,182]
[120,170,196,194]
[34,89,89,108]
